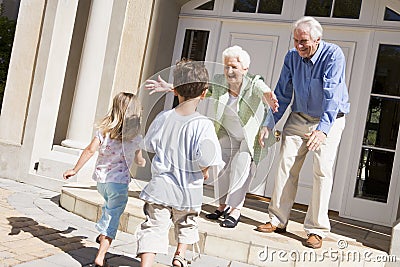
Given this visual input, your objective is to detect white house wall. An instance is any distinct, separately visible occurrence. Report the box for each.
[0,0,156,190]
[0,0,399,225]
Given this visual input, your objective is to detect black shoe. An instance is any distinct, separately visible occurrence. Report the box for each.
[220,215,240,228]
[205,207,230,220]
[95,234,101,244]
[94,259,109,267]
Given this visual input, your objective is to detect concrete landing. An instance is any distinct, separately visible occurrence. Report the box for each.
[60,181,395,267]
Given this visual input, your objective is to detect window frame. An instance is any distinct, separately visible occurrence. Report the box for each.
[376,0,400,27]
[292,0,374,26]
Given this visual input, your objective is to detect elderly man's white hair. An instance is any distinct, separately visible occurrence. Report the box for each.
[293,16,323,41]
[222,45,251,69]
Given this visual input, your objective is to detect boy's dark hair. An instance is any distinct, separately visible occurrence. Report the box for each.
[173,59,209,100]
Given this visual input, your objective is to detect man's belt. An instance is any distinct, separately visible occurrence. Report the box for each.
[336,112,345,118]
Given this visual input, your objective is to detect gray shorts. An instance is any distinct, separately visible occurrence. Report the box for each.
[136,202,199,255]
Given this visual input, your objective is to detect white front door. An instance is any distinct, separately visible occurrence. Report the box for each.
[215,21,291,87]
[170,0,400,226]
[342,31,400,226]
[211,22,368,211]
[207,21,292,195]
[169,18,372,213]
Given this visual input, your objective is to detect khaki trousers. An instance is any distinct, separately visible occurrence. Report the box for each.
[216,135,255,209]
[136,202,199,255]
[268,112,345,238]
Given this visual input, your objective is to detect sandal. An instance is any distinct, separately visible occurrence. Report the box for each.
[205,206,230,220]
[95,234,101,244]
[94,259,109,267]
[172,254,188,267]
[220,215,240,228]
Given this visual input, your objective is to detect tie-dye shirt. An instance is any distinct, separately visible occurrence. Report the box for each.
[92,130,142,184]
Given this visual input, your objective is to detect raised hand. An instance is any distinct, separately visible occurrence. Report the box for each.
[263,91,279,113]
[145,75,173,95]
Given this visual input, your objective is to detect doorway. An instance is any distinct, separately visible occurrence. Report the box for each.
[169,0,400,226]
[342,31,400,226]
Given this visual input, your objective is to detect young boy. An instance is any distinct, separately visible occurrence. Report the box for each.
[136,59,225,267]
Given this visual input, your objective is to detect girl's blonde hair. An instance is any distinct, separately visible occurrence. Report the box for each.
[97,92,141,140]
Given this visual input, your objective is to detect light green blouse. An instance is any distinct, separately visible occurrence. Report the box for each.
[207,73,274,164]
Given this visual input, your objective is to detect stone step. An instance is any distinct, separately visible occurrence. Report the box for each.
[36,146,96,184]
[60,181,389,266]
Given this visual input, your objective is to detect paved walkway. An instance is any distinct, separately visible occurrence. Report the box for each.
[0,178,247,267]
[0,177,398,267]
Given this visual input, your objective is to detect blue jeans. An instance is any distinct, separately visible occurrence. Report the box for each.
[96,182,129,239]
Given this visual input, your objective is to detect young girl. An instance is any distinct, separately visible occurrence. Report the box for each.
[136,60,224,267]
[63,92,145,267]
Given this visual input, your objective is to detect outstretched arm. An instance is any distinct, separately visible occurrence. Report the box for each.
[145,75,174,95]
[254,78,279,113]
[263,91,279,113]
[63,137,100,179]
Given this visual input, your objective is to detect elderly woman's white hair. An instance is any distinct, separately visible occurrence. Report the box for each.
[293,16,323,40]
[222,45,251,69]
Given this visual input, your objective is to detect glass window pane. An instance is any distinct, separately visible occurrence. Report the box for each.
[372,45,400,96]
[332,0,362,19]
[258,0,283,14]
[384,7,400,21]
[178,29,209,108]
[181,29,209,61]
[354,148,394,203]
[233,0,257,13]
[195,0,215,11]
[363,97,400,149]
[305,0,332,17]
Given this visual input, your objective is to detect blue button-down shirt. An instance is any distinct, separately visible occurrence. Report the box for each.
[264,40,350,134]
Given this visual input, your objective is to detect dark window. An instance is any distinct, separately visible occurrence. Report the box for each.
[384,7,400,22]
[354,149,394,203]
[181,30,209,61]
[362,97,400,150]
[305,0,362,19]
[258,0,283,14]
[372,45,400,97]
[332,0,362,19]
[305,0,332,17]
[195,0,215,11]
[354,44,400,203]
[234,0,257,13]
[233,0,283,14]
[176,29,210,107]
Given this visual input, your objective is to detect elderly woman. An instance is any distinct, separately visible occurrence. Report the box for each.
[146,46,278,228]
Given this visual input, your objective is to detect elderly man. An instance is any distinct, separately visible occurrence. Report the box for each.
[256,17,350,249]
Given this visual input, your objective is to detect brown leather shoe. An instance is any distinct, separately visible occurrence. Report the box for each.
[306,234,322,249]
[256,222,286,233]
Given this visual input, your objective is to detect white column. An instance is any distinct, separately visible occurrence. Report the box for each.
[113,0,154,92]
[30,0,79,153]
[0,0,47,144]
[61,0,115,149]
